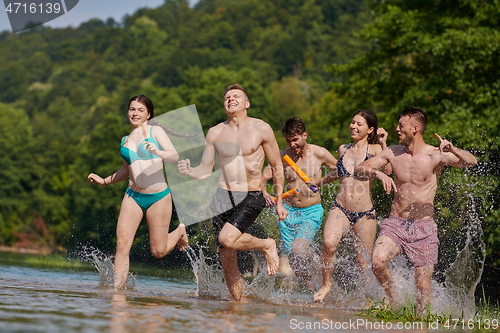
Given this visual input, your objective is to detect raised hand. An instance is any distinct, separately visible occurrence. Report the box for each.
[377,127,388,147]
[434,133,455,153]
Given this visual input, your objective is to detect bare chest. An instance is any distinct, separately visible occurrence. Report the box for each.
[215,127,263,159]
[285,158,322,181]
[391,153,440,185]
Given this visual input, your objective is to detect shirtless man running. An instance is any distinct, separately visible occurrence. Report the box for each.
[177,83,287,301]
[354,106,477,313]
[261,117,338,290]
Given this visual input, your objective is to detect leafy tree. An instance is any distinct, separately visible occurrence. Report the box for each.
[0,104,38,245]
[318,0,500,298]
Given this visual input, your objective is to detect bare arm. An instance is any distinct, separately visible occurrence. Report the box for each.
[177,128,216,180]
[261,124,287,220]
[308,144,345,188]
[434,133,477,168]
[377,127,392,175]
[260,164,276,206]
[354,148,396,193]
[88,162,129,186]
[315,147,339,187]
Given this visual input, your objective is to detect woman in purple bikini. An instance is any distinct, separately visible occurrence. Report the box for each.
[311,109,390,302]
[88,95,188,288]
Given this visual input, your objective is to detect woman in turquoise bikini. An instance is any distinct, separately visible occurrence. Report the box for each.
[88,95,188,288]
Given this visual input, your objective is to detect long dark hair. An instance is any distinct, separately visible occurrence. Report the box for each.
[353,109,378,144]
[128,95,197,138]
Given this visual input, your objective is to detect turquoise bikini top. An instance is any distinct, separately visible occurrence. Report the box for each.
[120,127,162,165]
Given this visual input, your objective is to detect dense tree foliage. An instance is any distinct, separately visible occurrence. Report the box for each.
[0,0,370,251]
[0,0,498,298]
[312,0,500,298]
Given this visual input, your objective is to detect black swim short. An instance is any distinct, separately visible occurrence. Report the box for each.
[210,187,266,246]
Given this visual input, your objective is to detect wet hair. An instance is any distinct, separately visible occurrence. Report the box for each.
[128,94,197,138]
[129,94,154,119]
[282,116,306,137]
[353,109,379,144]
[400,106,427,133]
[223,83,251,103]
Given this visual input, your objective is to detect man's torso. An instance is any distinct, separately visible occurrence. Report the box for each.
[212,118,267,191]
[282,145,323,208]
[388,145,444,219]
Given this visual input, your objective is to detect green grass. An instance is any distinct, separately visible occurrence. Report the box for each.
[360,293,500,332]
[361,298,452,323]
[472,289,500,331]
[0,251,94,271]
[24,254,95,270]
[0,250,194,281]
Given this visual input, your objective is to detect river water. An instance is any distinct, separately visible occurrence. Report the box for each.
[0,249,481,333]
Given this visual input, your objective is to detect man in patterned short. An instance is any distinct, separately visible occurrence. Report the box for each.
[354,106,477,313]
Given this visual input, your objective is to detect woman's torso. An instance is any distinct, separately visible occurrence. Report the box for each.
[335,143,379,212]
[120,126,168,193]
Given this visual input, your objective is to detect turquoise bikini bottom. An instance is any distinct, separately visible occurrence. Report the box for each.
[125,187,171,212]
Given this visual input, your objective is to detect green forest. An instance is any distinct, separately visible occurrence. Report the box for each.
[0,0,499,299]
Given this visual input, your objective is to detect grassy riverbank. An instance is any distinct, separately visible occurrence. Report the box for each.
[0,250,194,281]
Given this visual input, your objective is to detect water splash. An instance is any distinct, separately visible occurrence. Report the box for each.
[176,180,485,317]
[185,246,231,300]
[74,247,136,289]
[91,251,115,288]
[185,244,301,302]
[442,194,485,318]
[364,191,485,318]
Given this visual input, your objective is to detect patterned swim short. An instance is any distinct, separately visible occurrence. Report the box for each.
[379,215,439,267]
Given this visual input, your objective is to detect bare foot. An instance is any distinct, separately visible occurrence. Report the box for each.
[278,254,293,277]
[313,284,331,302]
[229,295,248,303]
[176,223,189,251]
[262,238,279,275]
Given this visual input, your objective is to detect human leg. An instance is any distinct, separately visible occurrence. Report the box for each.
[371,235,400,306]
[313,207,350,302]
[353,214,377,282]
[288,204,324,290]
[146,193,188,258]
[219,247,245,301]
[415,264,434,315]
[289,238,315,291]
[218,223,279,275]
[212,189,278,276]
[278,206,296,276]
[114,195,145,288]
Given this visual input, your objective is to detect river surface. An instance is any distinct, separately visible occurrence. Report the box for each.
[0,251,474,332]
